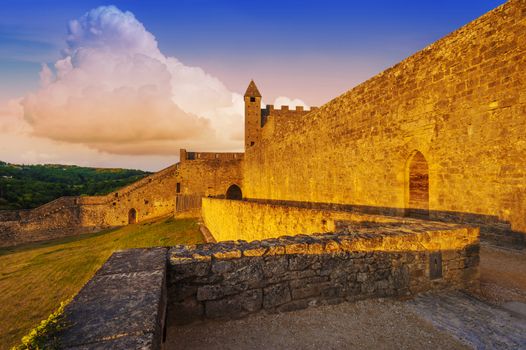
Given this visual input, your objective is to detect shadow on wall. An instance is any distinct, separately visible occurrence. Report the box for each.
[244,198,525,248]
[226,185,242,200]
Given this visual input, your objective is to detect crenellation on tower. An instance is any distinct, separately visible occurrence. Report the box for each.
[244,81,317,134]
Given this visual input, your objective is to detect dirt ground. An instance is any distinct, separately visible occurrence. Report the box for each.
[478,244,526,304]
[168,299,468,350]
[167,244,526,349]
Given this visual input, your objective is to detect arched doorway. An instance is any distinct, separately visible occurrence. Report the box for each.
[128,208,138,224]
[406,151,429,217]
[226,184,242,200]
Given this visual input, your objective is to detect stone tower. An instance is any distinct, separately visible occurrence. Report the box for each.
[244,80,262,150]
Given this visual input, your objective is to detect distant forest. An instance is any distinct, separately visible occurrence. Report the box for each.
[0,161,151,210]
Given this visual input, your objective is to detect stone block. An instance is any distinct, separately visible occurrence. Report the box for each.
[197,283,247,301]
[288,254,318,270]
[170,298,204,325]
[263,255,288,278]
[205,289,263,318]
[263,283,292,309]
[211,260,233,274]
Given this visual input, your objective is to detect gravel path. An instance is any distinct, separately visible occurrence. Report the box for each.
[167,299,468,350]
[478,244,526,304]
[408,291,526,349]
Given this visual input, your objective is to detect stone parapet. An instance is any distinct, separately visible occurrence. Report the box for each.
[167,222,479,324]
[54,248,168,350]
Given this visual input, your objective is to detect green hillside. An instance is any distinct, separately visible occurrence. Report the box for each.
[0,161,151,210]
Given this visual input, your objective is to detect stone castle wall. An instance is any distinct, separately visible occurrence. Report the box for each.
[177,149,243,198]
[167,224,479,324]
[0,197,89,247]
[243,0,526,245]
[0,152,244,247]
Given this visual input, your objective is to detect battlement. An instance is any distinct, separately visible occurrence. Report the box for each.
[180,149,244,162]
[263,104,318,114]
[261,104,318,127]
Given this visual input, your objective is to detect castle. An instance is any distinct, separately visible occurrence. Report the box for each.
[9,1,526,347]
[0,0,525,249]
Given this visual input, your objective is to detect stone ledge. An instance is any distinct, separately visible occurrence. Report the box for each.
[170,221,479,263]
[55,247,168,350]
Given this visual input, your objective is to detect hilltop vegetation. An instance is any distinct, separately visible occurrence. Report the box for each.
[0,161,151,210]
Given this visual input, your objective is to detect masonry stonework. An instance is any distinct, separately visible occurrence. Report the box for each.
[202,197,445,242]
[167,223,479,324]
[240,0,526,246]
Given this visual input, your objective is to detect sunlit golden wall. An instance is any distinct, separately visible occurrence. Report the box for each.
[201,197,478,245]
[79,163,180,226]
[177,150,243,198]
[80,152,244,226]
[243,0,526,233]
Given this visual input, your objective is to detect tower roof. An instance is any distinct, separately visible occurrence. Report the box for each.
[244,80,262,97]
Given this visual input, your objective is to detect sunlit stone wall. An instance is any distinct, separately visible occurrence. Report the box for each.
[167,224,479,324]
[243,0,526,243]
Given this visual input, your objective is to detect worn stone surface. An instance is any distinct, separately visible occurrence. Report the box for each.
[167,225,480,324]
[64,333,156,350]
[55,248,168,350]
[408,291,526,349]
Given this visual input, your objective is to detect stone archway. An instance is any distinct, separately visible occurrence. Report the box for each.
[128,208,138,224]
[406,151,429,217]
[226,184,242,200]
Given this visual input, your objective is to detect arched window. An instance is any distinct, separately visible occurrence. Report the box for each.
[128,208,138,224]
[406,151,429,217]
[225,184,242,200]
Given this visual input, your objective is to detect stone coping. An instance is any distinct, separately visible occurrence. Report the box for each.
[170,221,479,263]
[55,248,168,350]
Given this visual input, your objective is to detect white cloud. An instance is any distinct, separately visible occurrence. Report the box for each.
[21,5,244,156]
[10,5,310,168]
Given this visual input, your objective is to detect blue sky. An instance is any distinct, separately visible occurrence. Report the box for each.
[0,0,507,170]
[0,0,506,104]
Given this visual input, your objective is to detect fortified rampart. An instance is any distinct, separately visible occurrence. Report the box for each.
[174,149,244,216]
[168,222,479,324]
[241,0,526,247]
[261,104,318,128]
[0,151,243,247]
[2,1,524,250]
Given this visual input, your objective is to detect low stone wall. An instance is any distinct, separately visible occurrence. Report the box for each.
[54,248,168,349]
[202,198,429,242]
[0,201,88,248]
[167,222,480,324]
[202,198,524,247]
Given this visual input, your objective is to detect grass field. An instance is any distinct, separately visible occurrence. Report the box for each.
[0,217,203,349]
